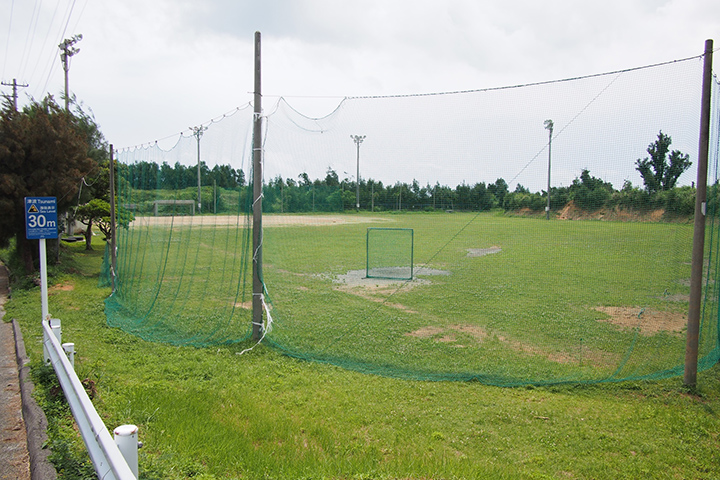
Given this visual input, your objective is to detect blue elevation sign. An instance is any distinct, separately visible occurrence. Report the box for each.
[25,197,58,240]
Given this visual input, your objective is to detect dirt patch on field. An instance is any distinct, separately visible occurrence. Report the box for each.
[134,214,393,227]
[406,326,445,338]
[333,267,450,288]
[450,324,489,341]
[593,306,686,335]
[467,246,502,257]
[234,301,252,309]
[404,324,615,366]
[335,286,420,313]
[333,268,450,311]
[49,283,74,292]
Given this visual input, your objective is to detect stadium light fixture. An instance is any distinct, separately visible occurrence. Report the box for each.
[59,34,83,111]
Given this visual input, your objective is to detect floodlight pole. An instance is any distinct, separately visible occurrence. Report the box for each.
[351,135,365,211]
[59,34,82,111]
[252,32,264,341]
[191,126,207,213]
[544,119,553,220]
[684,39,714,388]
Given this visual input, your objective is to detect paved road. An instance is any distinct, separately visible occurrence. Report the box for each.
[0,264,31,480]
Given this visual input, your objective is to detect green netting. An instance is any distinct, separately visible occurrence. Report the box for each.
[103,53,720,385]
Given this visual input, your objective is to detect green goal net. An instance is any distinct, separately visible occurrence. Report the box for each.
[366,228,414,280]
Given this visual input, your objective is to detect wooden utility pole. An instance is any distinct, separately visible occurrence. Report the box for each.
[684,39,714,387]
[1,78,28,111]
[252,32,264,341]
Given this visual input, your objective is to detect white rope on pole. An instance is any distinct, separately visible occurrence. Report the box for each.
[236,293,273,356]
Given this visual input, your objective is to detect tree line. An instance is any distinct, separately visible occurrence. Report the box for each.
[122,131,698,216]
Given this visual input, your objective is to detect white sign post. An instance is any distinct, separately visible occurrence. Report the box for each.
[25,197,58,321]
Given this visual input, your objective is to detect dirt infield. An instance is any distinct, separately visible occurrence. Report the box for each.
[132,214,394,227]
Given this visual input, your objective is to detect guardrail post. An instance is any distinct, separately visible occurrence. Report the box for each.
[113,425,139,479]
[62,342,75,368]
[42,320,137,479]
[43,318,61,364]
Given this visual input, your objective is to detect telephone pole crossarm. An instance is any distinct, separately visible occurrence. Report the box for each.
[1,78,29,111]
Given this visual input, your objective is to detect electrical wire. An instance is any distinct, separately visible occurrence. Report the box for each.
[19,0,42,80]
[2,0,15,80]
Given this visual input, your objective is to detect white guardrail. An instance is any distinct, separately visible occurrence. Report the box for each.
[43,319,138,480]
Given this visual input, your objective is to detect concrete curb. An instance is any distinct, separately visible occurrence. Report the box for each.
[12,319,57,480]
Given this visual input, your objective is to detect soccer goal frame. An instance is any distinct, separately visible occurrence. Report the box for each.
[366,227,414,280]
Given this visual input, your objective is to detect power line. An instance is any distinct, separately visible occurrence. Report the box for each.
[19,0,43,80]
[2,0,16,80]
[32,0,63,98]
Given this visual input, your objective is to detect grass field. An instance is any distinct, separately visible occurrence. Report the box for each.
[105,210,717,384]
[250,211,705,384]
[5,212,720,478]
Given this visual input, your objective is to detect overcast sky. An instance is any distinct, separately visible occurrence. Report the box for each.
[2,0,720,189]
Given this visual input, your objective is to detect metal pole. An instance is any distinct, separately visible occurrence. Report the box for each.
[252,32,264,341]
[684,39,714,387]
[59,35,81,111]
[39,239,49,321]
[197,134,202,213]
[63,57,69,111]
[109,145,117,291]
[351,135,365,211]
[190,126,206,213]
[544,119,553,220]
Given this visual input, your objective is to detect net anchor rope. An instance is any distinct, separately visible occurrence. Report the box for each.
[237,294,273,356]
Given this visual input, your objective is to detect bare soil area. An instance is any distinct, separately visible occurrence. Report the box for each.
[593,306,686,335]
[333,267,450,289]
[404,323,615,366]
[467,246,502,257]
[134,214,394,227]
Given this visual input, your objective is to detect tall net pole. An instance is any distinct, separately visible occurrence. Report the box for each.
[252,32,264,341]
[684,39,714,387]
[109,145,116,291]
